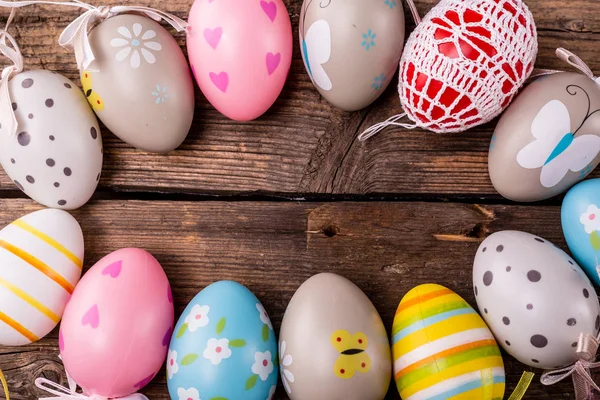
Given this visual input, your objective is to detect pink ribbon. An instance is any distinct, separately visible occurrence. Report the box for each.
[541,332,600,400]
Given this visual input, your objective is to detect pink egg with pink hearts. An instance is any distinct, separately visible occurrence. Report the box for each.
[186,0,293,120]
[59,248,174,398]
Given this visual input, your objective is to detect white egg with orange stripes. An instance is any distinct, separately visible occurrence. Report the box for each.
[0,208,83,346]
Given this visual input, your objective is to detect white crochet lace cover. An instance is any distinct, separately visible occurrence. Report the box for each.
[399,0,538,133]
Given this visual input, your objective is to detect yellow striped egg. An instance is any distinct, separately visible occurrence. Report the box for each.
[0,209,83,345]
[392,284,505,400]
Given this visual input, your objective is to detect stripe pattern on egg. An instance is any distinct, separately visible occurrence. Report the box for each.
[0,209,84,345]
[392,284,505,400]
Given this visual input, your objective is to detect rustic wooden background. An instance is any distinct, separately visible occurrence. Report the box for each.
[1,0,599,398]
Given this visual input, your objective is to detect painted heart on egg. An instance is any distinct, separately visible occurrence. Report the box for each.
[204,27,222,49]
[187,0,292,120]
[102,260,122,278]
[260,0,277,22]
[81,304,100,329]
[210,72,229,93]
[266,52,281,75]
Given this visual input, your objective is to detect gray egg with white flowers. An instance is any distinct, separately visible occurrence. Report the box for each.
[473,230,600,369]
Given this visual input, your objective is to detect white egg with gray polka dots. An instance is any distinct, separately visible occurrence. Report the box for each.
[0,70,103,209]
[473,230,600,369]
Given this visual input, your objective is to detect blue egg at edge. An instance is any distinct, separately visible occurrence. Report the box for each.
[167,281,278,400]
[562,178,600,286]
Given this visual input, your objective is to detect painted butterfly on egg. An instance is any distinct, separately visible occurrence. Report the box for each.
[516,85,600,188]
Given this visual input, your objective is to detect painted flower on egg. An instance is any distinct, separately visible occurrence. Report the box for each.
[184,304,210,332]
[256,303,272,330]
[167,349,179,379]
[279,340,294,394]
[110,23,163,68]
[581,204,600,234]
[251,351,274,381]
[177,387,200,400]
[203,338,232,365]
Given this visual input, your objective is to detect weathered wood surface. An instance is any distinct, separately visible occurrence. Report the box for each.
[0,199,585,399]
[0,0,599,398]
[0,0,598,198]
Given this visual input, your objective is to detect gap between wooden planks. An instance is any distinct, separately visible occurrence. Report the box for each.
[0,199,582,399]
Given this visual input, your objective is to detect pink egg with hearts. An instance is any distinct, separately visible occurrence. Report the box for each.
[59,248,174,398]
[187,0,293,120]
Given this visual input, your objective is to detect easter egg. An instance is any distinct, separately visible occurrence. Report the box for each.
[473,230,600,369]
[299,0,405,111]
[187,0,292,120]
[167,281,278,400]
[0,70,103,209]
[562,178,600,287]
[60,248,173,398]
[278,273,390,400]
[392,284,505,399]
[398,0,537,132]
[85,14,194,152]
[0,209,83,346]
[489,73,600,202]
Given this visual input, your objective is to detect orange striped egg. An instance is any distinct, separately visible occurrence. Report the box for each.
[0,209,83,345]
[392,284,505,400]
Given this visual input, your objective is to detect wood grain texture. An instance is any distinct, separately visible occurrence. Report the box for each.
[0,0,597,198]
[0,199,589,399]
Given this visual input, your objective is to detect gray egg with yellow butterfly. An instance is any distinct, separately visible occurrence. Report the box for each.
[278,273,391,400]
[299,0,405,111]
[489,72,600,202]
[82,14,194,153]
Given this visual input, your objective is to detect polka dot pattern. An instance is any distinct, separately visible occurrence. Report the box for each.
[483,271,493,286]
[530,335,548,348]
[527,270,541,282]
[3,70,103,210]
[473,230,600,370]
[18,132,30,146]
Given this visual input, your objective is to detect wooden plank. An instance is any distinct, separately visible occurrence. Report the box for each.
[0,1,598,198]
[0,199,583,399]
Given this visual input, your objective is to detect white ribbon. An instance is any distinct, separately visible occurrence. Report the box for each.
[35,376,150,400]
[357,113,417,141]
[0,0,188,71]
[0,9,24,138]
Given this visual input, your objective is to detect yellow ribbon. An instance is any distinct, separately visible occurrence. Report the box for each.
[508,371,535,400]
[0,369,10,400]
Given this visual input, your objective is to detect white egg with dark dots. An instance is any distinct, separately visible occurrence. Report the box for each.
[0,70,103,210]
[473,230,600,369]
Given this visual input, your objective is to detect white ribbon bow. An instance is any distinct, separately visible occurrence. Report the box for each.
[35,373,150,400]
[0,0,188,71]
[0,13,24,138]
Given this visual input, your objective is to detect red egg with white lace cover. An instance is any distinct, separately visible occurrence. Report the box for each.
[399,0,538,133]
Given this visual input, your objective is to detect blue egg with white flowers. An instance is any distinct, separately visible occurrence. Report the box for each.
[166,281,278,400]
[562,178,600,286]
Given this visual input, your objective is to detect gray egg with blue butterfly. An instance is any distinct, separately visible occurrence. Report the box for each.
[473,230,600,369]
[299,0,405,111]
[488,73,600,202]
